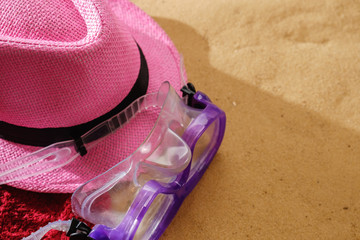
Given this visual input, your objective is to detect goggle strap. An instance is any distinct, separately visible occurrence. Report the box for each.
[22,220,72,240]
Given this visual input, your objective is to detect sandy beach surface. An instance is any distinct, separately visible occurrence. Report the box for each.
[131,0,360,239]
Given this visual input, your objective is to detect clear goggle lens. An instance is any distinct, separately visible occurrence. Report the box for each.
[71,82,200,227]
[72,83,221,235]
[191,118,219,176]
[133,193,173,240]
[132,118,220,240]
[72,127,191,228]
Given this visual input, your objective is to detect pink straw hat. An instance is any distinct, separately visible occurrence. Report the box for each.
[0,0,184,193]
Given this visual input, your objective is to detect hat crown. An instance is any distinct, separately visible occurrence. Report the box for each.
[0,0,87,42]
[0,0,141,128]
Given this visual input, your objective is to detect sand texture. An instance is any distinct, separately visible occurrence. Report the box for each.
[131,0,360,239]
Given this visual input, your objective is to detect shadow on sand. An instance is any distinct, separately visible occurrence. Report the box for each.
[156,17,360,239]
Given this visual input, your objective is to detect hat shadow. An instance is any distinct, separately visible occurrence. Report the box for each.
[154,18,360,239]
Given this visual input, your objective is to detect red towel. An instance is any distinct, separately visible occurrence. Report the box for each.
[0,185,83,239]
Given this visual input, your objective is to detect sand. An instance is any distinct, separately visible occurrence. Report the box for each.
[131,0,360,239]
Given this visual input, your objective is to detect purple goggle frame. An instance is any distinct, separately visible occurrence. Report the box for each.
[23,82,226,240]
[73,83,226,240]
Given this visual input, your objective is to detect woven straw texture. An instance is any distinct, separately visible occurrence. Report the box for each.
[0,0,183,192]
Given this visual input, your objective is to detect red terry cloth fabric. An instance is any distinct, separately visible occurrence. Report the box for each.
[0,185,90,240]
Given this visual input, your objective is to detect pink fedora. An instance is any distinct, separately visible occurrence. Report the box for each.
[0,0,184,192]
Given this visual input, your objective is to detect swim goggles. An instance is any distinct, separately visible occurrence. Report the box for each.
[23,81,226,240]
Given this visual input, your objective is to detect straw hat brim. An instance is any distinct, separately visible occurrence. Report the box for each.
[0,0,184,193]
